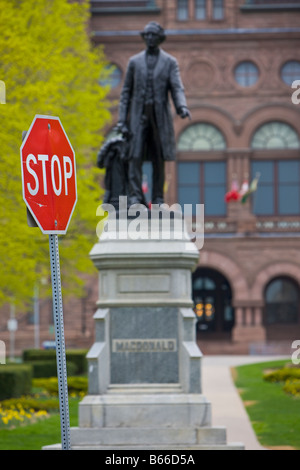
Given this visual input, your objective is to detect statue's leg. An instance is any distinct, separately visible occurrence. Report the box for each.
[127,157,144,205]
[148,108,164,205]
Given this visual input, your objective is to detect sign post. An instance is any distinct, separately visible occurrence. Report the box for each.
[20,115,77,450]
[49,233,71,450]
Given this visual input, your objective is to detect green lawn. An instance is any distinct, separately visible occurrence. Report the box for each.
[233,359,300,450]
[0,397,80,450]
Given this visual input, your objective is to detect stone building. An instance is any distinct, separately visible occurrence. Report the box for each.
[1,0,300,356]
[91,0,300,354]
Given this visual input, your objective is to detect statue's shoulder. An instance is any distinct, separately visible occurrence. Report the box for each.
[129,50,145,63]
[159,49,177,63]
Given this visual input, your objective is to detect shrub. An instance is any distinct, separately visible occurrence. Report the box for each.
[0,365,32,400]
[282,379,300,397]
[30,360,78,378]
[22,349,56,362]
[263,368,300,383]
[0,396,59,412]
[22,348,88,375]
[33,376,88,396]
[65,350,88,375]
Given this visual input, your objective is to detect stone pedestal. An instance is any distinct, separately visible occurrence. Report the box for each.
[46,213,244,450]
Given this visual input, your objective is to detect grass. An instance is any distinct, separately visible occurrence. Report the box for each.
[233,359,300,450]
[0,391,80,450]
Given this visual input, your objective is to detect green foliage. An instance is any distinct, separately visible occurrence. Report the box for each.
[0,396,59,412]
[263,367,300,383]
[30,360,78,378]
[64,349,88,375]
[0,365,32,400]
[22,349,57,362]
[33,376,88,395]
[263,364,300,398]
[283,379,300,397]
[0,0,112,308]
[22,348,88,374]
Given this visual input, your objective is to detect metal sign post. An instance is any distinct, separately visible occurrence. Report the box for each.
[49,234,71,450]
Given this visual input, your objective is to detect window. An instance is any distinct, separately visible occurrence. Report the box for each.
[234,61,259,87]
[90,1,160,13]
[241,1,300,11]
[178,161,226,216]
[251,121,300,150]
[99,64,122,89]
[178,123,226,151]
[195,0,206,19]
[177,124,227,216]
[251,122,300,216]
[212,0,224,19]
[281,61,300,86]
[177,0,189,20]
[252,160,300,215]
[265,277,299,325]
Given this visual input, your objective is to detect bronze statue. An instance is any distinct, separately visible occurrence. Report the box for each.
[117,21,191,206]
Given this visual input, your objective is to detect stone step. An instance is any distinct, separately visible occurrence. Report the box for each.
[70,426,228,447]
[107,383,183,394]
[44,442,245,450]
[78,394,212,428]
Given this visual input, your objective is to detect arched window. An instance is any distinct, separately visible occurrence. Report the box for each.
[251,121,300,149]
[177,123,227,216]
[250,122,300,215]
[177,123,226,151]
[265,277,299,324]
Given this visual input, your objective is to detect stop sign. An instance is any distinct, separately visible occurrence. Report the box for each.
[20,115,77,234]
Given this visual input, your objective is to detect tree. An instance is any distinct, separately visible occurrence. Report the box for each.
[0,0,112,307]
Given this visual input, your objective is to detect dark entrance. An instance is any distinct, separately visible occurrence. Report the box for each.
[264,276,300,341]
[192,268,234,339]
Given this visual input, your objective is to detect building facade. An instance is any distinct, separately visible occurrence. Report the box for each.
[1,0,300,356]
[91,0,300,354]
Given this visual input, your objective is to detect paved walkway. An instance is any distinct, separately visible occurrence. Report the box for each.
[201,355,289,451]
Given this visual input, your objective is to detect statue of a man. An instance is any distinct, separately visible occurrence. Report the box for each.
[117,21,191,206]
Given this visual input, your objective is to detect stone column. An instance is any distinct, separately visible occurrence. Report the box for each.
[232,302,266,351]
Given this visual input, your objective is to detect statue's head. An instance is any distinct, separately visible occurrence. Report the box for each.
[140,22,166,46]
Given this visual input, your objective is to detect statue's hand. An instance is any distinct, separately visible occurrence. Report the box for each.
[179,107,191,120]
[117,122,130,137]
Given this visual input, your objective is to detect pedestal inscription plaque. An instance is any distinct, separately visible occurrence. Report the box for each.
[110,307,178,384]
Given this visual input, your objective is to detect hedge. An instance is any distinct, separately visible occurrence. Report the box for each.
[0,365,32,401]
[30,360,78,378]
[22,349,88,375]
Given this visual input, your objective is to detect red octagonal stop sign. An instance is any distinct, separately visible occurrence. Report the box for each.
[20,115,77,234]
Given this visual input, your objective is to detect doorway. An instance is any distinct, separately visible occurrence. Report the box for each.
[192,268,234,339]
